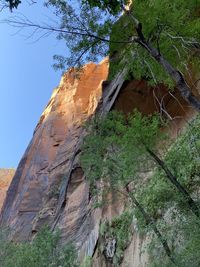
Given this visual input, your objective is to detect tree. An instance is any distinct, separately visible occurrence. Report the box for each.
[81,111,189,266]
[5,0,200,111]
[85,0,200,111]
[119,112,198,216]
[135,113,200,266]
[81,110,200,266]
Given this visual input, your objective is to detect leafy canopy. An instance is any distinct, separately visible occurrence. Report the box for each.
[82,0,128,15]
[81,110,163,195]
[5,0,200,90]
[44,0,116,70]
[41,0,200,88]
[108,0,200,84]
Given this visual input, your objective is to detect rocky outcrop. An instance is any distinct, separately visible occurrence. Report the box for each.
[0,169,15,212]
[0,58,198,266]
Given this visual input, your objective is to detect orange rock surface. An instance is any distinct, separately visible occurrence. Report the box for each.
[0,169,15,211]
[0,60,109,242]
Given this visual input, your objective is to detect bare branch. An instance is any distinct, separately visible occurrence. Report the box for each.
[153,89,173,121]
[73,40,99,66]
[1,17,138,45]
[165,32,200,49]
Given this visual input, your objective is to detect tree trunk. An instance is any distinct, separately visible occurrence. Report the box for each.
[146,147,199,217]
[125,187,178,266]
[124,8,200,112]
[137,38,200,112]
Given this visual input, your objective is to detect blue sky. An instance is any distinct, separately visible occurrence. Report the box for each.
[0,2,67,168]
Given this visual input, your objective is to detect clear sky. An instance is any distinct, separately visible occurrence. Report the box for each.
[0,2,67,168]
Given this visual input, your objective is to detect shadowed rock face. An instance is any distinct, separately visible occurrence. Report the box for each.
[0,169,15,212]
[113,79,196,137]
[0,59,197,266]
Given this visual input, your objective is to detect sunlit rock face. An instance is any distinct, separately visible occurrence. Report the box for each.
[0,169,15,212]
[0,57,197,266]
[0,60,108,242]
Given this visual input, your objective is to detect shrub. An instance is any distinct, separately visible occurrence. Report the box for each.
[100,210,133,265]
[0,227,78,267]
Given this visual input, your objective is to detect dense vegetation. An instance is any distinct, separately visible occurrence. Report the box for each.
[0,227,78,267]
[81,111,200,266]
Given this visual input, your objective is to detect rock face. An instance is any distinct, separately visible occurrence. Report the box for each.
[0,59,197,266]
[0,60,108,242]
[0,169,15,212]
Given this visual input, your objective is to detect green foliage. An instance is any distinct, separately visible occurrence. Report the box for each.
[81,112,126,191]
[0,227,78,267]
[82,0,131,15]
[176,218,200,267]
[100,210,133,265]
[109,0,200,84]
[97,0,200,86]
[136,115,200,266]
[44,0,115,70]
[137,115,200,220]
[80,256,92,267]
[148,216,200,267]
[43,0,200,90]
[81,110,200,265]
[164,119,200,192]
[81,110,163,194]
[82,0,122,15]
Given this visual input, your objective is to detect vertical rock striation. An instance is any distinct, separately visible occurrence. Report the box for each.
[0,60,108,242]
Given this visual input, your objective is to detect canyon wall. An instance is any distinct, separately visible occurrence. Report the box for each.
[0,60,108,243]
[0,59,197,266]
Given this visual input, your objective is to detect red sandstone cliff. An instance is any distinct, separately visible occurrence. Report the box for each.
[0,169,15,211]
[0,60,108,242]
[0,59,197,266]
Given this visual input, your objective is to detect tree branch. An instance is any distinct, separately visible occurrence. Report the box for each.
[1,18,138,45]
[119,5,200,112]
[124,186,178,266]
[136,37,200,112]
